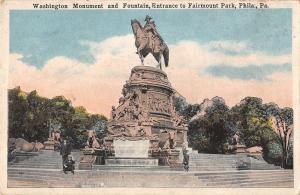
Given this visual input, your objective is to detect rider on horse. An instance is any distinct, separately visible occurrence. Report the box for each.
[131,15,169,69]
[144,15,164,53]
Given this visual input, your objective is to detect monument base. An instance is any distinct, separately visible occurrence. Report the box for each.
[104,139,159,166]
[105,157,158,166]
[113,139,150,158]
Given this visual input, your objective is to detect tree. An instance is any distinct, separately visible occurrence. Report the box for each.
[8,87,28,139]
[230,97,293,168]
[270,107,293,168]
[8,87,108,149]
[87,114,108,138]
[188,97,230,153]
[172,94,188,115]
[25,90,49,141]
[229,97,276,147]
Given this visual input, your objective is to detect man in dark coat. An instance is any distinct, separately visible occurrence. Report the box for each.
[182,146,189,172]
[63,156,75,174]
[60,139,72,168]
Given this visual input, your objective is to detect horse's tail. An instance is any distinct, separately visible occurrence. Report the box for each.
[163,46,169,67]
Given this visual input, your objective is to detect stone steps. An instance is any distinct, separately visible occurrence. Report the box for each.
[7,150,292,187]
[9,150,82,170]
[189,163,278,167]
[7,168,180,176]
[8,169,195,185]
[189,165,280,170]
[190,167,237,171]
[238,179,294,188]
[10,165,63,169]
[188,153,282,170]
[92,165,170,171]
[203,176,294,185]
[198,173,292,182]
[8,168,292,175]
[194,170,293,176]
[8,169,293,188]
[10,164,63,168]
[195,170,293,187]
[205,177,294,187]
[8,178,49,188]
[10,150,281,171]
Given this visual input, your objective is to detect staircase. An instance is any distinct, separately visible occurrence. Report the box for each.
[189,153,282,171]
[195,170,293,187]
[9,150,82,170]
[7,150,293,188]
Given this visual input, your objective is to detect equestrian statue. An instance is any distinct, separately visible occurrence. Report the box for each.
[131,15,169,70]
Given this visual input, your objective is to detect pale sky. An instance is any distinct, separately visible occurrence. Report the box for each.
[9,9,292,117]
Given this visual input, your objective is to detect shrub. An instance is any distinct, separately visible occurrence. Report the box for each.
[262,141,283,166]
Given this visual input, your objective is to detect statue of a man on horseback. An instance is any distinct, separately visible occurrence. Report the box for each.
[131,16,169,70]
[144,15,164,52]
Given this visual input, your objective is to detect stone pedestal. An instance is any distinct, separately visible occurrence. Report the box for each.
[43,138,60,151]
[43,129,61,151]
[236,144,247,153]
[104,66,188,167]
[168,150,181,168]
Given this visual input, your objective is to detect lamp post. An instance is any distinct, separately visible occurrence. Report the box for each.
[48,118,52,139]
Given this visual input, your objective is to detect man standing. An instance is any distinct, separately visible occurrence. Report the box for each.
[60,139,71,169]
[182,146,189,172]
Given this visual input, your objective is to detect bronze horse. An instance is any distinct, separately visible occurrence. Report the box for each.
[131,19,169,70]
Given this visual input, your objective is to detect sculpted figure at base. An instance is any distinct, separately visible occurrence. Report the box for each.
[109,125,134,138]
[9,138,44,153]
[168,131,176,149]
[86,129,100,148]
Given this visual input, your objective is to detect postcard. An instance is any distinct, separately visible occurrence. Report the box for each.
[0,0,299,194]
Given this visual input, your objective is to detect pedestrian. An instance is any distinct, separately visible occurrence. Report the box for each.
[63,155,75,174]
[182,146,189,172]
[60,139,71,170]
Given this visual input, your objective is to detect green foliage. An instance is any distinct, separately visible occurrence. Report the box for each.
[181,104,201,122]
[188,133,209,153]
[177,95,293,168]
[188,97,230,153]
[8,87,107,149]
[229,97,280,147]
[173,95,201,122]
[262,141,283,166]
[172,95,188,114]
